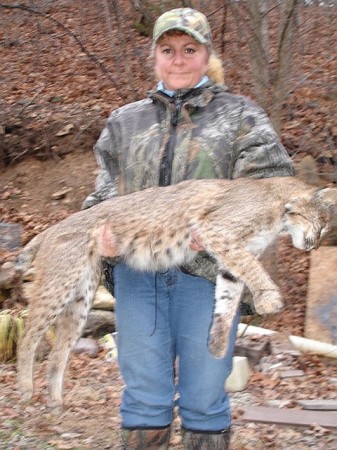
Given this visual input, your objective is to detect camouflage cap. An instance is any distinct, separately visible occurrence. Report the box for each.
[153,8,212,48]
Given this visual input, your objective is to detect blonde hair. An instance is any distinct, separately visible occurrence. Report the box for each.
[207,53,225,84]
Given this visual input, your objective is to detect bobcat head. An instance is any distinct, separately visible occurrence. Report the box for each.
[284,187,337,251]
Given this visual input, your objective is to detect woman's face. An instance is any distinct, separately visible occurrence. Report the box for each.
[154,33,209,90]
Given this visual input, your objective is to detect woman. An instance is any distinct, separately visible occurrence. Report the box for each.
[83,8,294,449]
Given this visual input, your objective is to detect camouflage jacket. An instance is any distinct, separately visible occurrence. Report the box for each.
[83,81,294,282]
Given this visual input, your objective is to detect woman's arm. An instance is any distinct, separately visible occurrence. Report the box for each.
[82,117,120,210]
[231,98,294,179]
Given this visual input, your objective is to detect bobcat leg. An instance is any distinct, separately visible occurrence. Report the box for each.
[17,301,58,402]
[213,248,283,315]
[47,293,93,413]
[209,272,244,358]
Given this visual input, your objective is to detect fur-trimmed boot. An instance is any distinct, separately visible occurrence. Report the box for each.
[120,426,171,449]
[181,427,231,450]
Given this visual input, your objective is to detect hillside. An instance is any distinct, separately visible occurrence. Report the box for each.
[0,1,336,448]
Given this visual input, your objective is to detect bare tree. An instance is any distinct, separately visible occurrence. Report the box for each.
[243,0,299,133]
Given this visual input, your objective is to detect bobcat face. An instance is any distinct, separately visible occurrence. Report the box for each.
[283,192,332,251]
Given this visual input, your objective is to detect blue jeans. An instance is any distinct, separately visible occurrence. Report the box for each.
[113,262,240,431]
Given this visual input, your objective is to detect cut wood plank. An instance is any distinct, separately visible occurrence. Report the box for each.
[298,400,337,411]
[305,247,337,344]
[279,370,305,379]
[242,406,337,429]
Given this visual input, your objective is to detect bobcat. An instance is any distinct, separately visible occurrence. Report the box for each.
[16,176,336,412]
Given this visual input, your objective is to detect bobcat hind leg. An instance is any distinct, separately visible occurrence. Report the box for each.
[17,295,60,403]
[47,272,99,413]
[209,272,244,359]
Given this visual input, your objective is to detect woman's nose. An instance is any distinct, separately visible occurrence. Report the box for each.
[172,52,184,65]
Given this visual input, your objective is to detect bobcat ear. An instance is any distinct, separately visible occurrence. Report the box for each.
[316,188,337,207]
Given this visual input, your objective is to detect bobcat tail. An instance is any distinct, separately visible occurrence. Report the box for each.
[10,232,45,303]
[15,232,45,276]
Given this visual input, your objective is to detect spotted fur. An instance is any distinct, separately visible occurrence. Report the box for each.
[16,177,337,412]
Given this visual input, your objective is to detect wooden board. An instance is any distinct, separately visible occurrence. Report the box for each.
[242,406,337,430]
[305,247,337,344]
[298,400,337,411]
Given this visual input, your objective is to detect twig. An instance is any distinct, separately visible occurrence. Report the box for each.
[207,4,226,18]
[3,148,31,170]
[18,84,47,115]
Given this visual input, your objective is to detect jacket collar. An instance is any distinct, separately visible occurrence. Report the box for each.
[156,75,210,97]
[148,81,229,107]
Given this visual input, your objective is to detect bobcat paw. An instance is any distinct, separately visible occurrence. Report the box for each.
[18,380,34,403]
[20,390,33,403]
[47,398,64,415]
[254,290,283,315]
[208,314,232,359]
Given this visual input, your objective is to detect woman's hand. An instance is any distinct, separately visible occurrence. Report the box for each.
[97,222,120,257]
[190,229,205,252]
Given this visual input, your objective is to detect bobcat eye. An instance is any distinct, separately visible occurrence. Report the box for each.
[284,204,295,215]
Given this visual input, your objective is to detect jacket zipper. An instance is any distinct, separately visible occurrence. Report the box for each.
[159,97,183,187]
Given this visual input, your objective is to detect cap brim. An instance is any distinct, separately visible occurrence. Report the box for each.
[154,26,207,45]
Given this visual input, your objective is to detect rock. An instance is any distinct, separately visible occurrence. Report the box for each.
[92,285,115,310]
[55,123,75,136]
[73,337,99,358]
[51,187,72,200]
[83,309,115,337]
[235,335,270,366]
[225,356,250,392]
[0,223,22,251]
[0,261,16,289]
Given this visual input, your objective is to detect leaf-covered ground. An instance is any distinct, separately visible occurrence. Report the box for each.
[1,344,336,449]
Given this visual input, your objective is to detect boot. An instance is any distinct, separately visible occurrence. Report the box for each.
[181,427,231,450]
[120,426,171,449]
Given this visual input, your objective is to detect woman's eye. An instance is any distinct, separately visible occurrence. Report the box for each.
[162,48,172,54]
[185,47,196,54]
